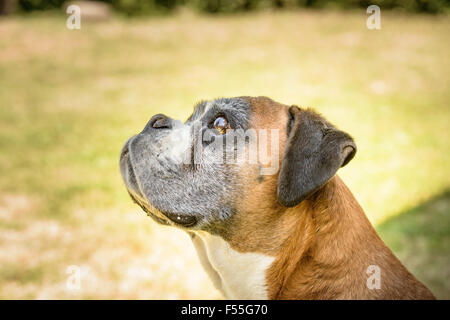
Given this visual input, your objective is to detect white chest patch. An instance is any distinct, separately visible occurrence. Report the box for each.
[192,231,275,300]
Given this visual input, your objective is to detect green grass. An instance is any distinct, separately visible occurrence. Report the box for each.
[377,190,450,298]
[0,9,449,299]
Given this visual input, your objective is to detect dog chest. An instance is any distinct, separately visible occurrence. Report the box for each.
[192,231,275,300]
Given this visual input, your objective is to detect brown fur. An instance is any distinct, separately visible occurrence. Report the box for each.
[224,96,435,300]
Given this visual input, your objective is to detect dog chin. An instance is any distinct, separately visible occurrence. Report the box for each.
[128,190,198,228]
[127,192,171,226]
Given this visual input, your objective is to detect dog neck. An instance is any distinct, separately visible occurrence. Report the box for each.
[265,175,371,298]
[192,176,434,299]
[193,176,370,300]
[267,176,434,299]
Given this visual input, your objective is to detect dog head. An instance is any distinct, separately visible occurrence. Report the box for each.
[119,96,356,238]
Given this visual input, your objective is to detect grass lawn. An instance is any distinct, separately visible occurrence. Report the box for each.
[0,9,449,299]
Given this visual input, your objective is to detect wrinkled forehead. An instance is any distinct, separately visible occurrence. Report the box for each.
[186,96,289,130]
[186,97,251,128]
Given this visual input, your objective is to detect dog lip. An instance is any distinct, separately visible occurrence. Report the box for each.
[128,192,171,226]
[121,152,138,193]
[120,136,142,198]
[162,211,198,228]
[120,135,135,163]
[129,191,198,228]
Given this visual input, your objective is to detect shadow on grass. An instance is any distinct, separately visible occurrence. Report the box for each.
[376,189,450,299]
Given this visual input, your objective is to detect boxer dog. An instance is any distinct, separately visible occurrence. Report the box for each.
[119,96,435,300]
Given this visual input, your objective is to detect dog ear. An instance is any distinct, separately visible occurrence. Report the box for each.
[277,106,356,207]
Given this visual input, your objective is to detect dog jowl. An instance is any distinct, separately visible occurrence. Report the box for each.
[119,96,435,300]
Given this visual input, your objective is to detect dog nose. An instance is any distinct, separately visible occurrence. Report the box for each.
[146,114,173,130]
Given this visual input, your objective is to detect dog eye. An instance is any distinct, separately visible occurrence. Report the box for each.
[213,116,229,134]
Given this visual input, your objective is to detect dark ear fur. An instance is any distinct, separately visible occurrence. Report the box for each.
[277,106,356,207]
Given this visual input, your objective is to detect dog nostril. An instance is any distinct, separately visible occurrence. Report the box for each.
[149,114,171,129]
[153,118,167,129]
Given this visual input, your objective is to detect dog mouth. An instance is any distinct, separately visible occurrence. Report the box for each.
[128,191,197,228]
[120,139,198,228]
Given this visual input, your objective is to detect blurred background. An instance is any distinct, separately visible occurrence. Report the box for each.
[0,0,449,299]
